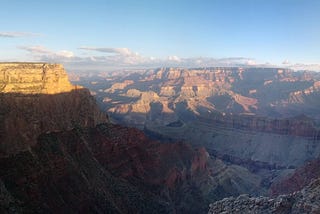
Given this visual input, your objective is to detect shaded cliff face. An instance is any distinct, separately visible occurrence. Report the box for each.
[0,124,174,213]
[0,123,220,213]
[0,120,267,213]
[0,63,107,155]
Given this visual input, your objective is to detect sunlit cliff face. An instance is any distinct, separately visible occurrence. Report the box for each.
[0,63,81,94]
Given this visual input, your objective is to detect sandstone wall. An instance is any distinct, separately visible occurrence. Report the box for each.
[0,63,78,94]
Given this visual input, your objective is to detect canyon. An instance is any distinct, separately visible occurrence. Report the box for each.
[0,63,269,213]
[2,64,320,213]
[76,67,320,167]
[72,66,320,212]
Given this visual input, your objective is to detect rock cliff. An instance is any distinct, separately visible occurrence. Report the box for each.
[0,63,107,155]
[0,63,77,94]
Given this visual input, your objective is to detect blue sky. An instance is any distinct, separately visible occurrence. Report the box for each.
[1,0,319,71]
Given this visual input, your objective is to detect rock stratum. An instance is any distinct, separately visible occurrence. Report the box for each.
[0,63,76,94]
[0,63,107,155]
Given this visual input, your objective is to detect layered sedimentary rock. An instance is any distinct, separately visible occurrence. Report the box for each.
[0,63,76,94]
[199,113,320,138]
[91,67,320,127]
[0,63,107,155]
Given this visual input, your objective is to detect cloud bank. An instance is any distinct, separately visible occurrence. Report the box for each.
[19,46,74,60]
[0,32,40,38]
[79,47,135,56]
[18,45,320,72]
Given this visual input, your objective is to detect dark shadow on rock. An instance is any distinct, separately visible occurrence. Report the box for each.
[0,89,107,156]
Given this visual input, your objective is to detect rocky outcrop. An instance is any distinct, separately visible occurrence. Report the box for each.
[0,63,77,94]
[208,178,320,214]
[0,63,107,155]
[105,80,134,93]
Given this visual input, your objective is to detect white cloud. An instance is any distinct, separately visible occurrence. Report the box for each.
[289,63,320,71]
[20,45,318,72]
[168,55,181,62]
[0,32,40,38]
[19,46,50,54]
[18,45,261,70]
[57,50,74,58]
[79,47,135,56]
[19,46,74,61]
[282,59,290,64]
[245,59,256,66]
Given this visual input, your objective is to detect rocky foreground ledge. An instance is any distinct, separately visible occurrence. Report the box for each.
[208,178,320,214]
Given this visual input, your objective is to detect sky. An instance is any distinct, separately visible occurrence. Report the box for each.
[0,0,320,71]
